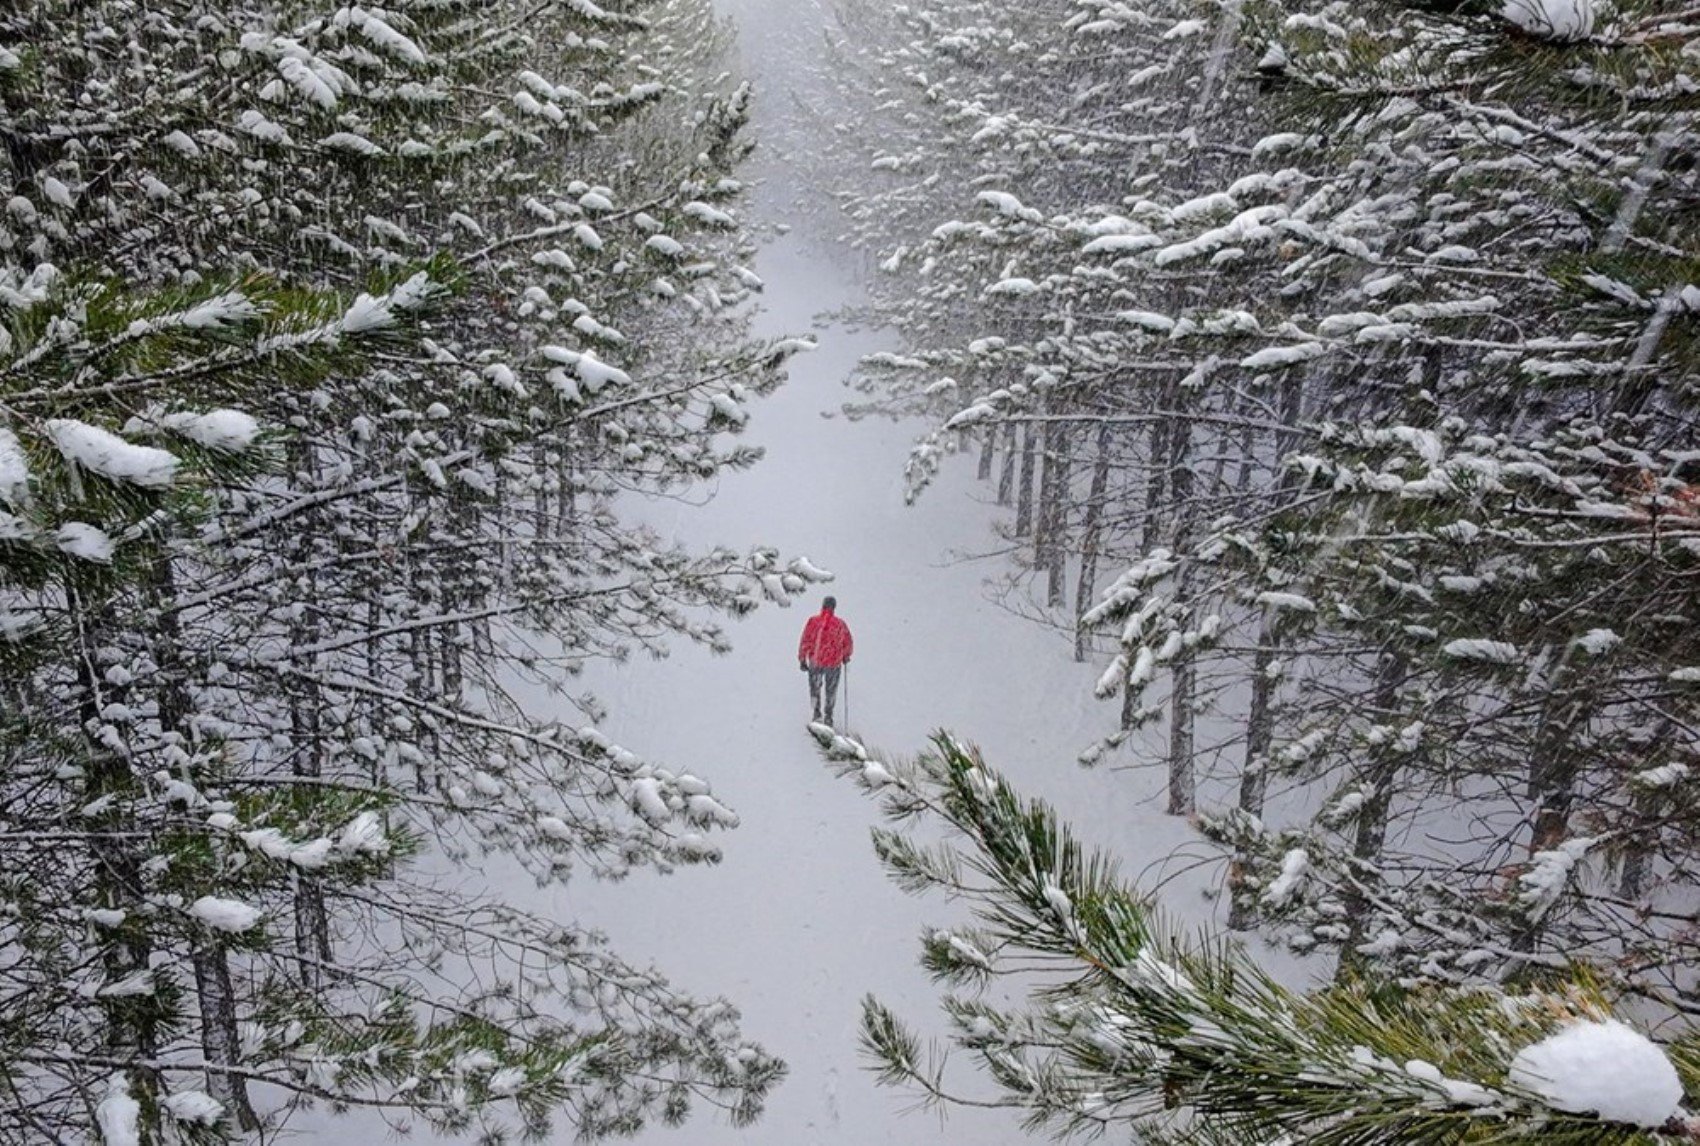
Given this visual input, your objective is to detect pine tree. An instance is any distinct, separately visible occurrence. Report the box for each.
[1,0,813,1139]
[822,0,1700,1007]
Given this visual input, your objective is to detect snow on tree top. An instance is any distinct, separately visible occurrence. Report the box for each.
[188,895,262,933]
[1262,848,1310,908]
[0,427,26,504]
[46,420,179,489]
[162,1090,224,1127]
[976,190,1043,223]
[1501,0,1595,42]
[96,1074,141,1146]
[1442,638,1520,664]
[53,522,111,562]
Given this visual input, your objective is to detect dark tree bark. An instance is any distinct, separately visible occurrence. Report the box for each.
[1073,426,1112,662]
[1015,423,1037,539]
[1338,652,1410,975]
[997,422,1017,506]
[1164,387,1197,816]
[192,944,262,1131]
[1140,414,1169,556]
[1039,420,1073,606]
[1229,609,1279,930]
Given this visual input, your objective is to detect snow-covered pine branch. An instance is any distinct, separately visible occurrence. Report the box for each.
[819,730,1700,1143]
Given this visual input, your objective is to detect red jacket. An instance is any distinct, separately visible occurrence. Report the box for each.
[798,609,853,668]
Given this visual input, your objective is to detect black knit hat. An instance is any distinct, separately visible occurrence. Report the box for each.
[823,595,837,610]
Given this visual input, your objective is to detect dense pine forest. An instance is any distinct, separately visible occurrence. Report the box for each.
[3,0,1700,1142]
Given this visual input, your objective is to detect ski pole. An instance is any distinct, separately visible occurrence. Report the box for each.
[843,663,850,730]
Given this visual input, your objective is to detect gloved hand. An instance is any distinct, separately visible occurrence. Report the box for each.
[799,660,808,672]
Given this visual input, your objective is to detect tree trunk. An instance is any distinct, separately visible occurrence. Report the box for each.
[1035,418,1058,565]
[1506,674,1591,963]
[1526,651,1591,857]
[997,422,1017,506]
[1073,426,1112,662]
[73,593,161,1121]
[1140,415,1169,555]
[1235,420,1257,495]
[1119,667,1140,732]
[1337,653,1409,976]
[1231,376,1304,926]
[1015,423,1037,539]
[977,428,995,481]
[286,523,335,984]
[1229,609,1279,930]
[1167,650,1197,817]
[192,944,262,1131]
[148,556,261,1126]
[1164,389,1197,816]
[534,441,550,530]
[1040,421,1072,606]
[1618,805,1652,900]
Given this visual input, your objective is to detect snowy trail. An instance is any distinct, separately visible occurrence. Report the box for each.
[509,8,1211,1139]
[547,229,1198,1146]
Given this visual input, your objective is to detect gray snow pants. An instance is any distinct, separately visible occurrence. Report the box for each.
[808,665,842,722]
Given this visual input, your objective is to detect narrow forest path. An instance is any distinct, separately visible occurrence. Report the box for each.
[516,4,1214,1142]
[552,232,1192,1146]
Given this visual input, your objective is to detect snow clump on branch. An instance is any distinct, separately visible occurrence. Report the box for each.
[1508,1019,1683,1127]
[1501,0,1595,41]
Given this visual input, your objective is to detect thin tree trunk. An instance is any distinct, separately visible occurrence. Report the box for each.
[1507,679,1590,962]
[1164,391,1197,816]
[1119,662,1140,731]
[150,556,262,1128]
[1525,648,1591,857]
[533,441,550,528]
[192,945,262,1131]
[1140,414,1169,555]
[1338,653,1409,975]
[1231,373,1305,924]
[997,421,1016,506]
[441,502,465,702]
[1035,419,1058,564]
[1236,421,1257,495]
[1167,651,1197,816]
[1618,801,1652,900]
[286,505,336,984]
[977,428,995,481]
[1073,426,1112,661]
[74,593,161,1122]
[1015,423,1037,539]
[1229,609,1279,930]
[1527,716,1585,856]
[1041,422,1072,606]
[1617,721,1673,899]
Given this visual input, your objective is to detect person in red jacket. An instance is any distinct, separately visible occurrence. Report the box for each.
[798,596,853,725]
